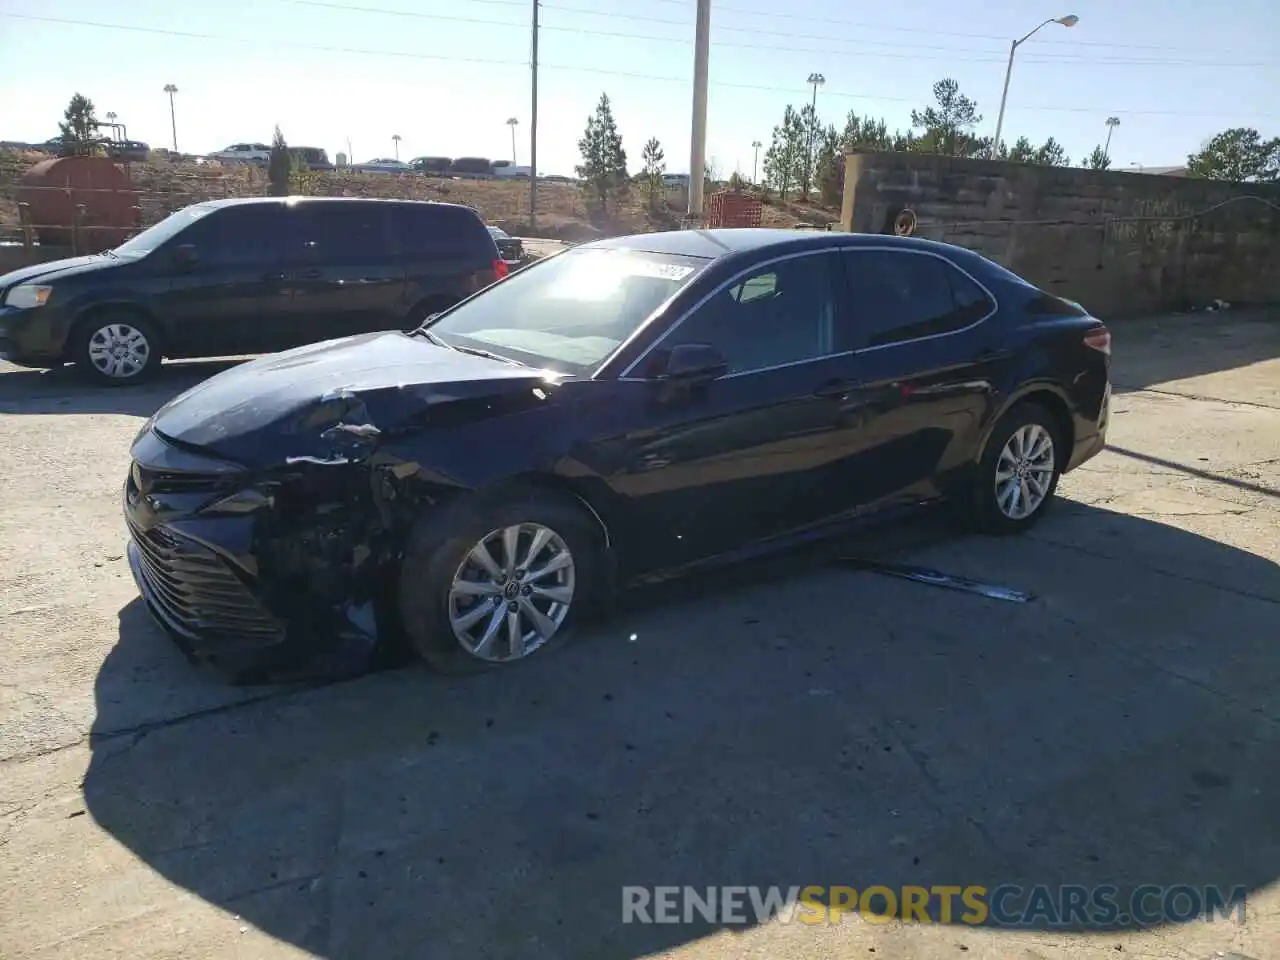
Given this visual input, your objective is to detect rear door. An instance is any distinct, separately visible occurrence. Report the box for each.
[394,204,501,322]
[833,247,1002,510]
[155,202,292,357]
[287,201,408,343]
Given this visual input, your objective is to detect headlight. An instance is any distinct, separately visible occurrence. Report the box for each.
[4,284,53,309]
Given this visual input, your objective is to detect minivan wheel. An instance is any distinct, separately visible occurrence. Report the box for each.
[398,488,604,674]
[970,402,1063,535]
[72,313,163,385]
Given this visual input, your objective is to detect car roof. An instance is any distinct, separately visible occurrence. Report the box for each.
[192,196,479,215]
[587,228,966,261]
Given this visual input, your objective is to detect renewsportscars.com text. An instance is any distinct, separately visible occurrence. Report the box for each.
[622,884,1248,928]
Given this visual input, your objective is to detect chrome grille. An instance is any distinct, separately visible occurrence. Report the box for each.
[127,519,282,643]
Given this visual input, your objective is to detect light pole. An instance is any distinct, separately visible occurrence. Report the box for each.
[163,84,178,152]
[687,0,711,221]
[990,15,1078,159]
[1103,116,1120,164]
[751,139,762,184]
[805,72,825,197]
[506,117,519,164]
[392,134,401,160]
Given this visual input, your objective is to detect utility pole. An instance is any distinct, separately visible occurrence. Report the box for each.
[687,0,711,222]
[1103,116,1120,164]
[804,72,825,198]
[392,134,401,160]
[751,139,762,184]
[163,84,178,152]
[529,0,540,227]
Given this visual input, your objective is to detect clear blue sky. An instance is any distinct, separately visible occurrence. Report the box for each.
[1,0,1277,177]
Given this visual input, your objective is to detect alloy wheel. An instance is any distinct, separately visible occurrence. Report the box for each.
[87,323,151,379]
[994,423,1056,520]
[448,523,576,662]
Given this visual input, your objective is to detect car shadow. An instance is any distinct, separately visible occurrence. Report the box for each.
[1109,308,1280,396]
[81,503,1280,958]
[0,358,246,417]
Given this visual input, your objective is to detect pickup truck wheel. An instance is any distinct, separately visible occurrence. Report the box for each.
[72,313,163,385]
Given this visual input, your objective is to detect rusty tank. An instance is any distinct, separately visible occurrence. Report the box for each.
[15,156,140,252]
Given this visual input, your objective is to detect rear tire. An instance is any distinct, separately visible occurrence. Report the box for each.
[398,487,605,674]
[71,312,163,385]
[969,402,1064,535]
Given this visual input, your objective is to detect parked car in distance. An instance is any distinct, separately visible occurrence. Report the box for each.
[449,157,494,179]
[410,156,452,175]
[354,158,412,173]
[291,146,333,170]
[119,229,1111,682]
[0,197,508,383]
[487,225,524,263]
[102,139,151,163]
[209,143,272,165]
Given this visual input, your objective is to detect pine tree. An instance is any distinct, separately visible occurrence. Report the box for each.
[910,78,983,157]
[58,93,99,156]
[268,126,294,196]
[1085,145,1111,170]
[640,137,665,208]
[576,93,629,209]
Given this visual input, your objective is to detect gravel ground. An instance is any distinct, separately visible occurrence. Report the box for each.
[0,310,1277,960]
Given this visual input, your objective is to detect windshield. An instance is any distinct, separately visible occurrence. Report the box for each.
[113,204,215,258]
[427,247,706,375]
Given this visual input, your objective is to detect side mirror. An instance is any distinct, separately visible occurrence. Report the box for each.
[662,342,728,383]
[173,244,199,269]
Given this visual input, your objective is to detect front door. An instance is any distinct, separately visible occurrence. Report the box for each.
[156,203,293,358]
[590,251,866,572]
[286,201,408,345]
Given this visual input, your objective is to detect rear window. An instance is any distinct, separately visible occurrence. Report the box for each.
[392,204,492,258]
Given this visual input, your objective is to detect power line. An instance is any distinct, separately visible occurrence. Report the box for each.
[287,0,1272,66]
[540,0,1271,56]
[3,12,1276,120]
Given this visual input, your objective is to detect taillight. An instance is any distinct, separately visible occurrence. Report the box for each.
[493,258,509,280]
[1083,324,1111,356]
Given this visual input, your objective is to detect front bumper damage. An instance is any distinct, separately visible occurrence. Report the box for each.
[121,403,461,683]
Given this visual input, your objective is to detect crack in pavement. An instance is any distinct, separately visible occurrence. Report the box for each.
[1117,383,1280,412]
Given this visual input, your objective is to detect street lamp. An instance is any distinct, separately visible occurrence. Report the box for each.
[751,139,762,184]
[805,72,825,196]
[1103,116,1120,163]
[506,117,519,164]
[392,134,401,160]
[990,15,1078,159]
[163,84,178,152]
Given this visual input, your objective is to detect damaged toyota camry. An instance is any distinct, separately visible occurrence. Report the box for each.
[123,229,1110,682]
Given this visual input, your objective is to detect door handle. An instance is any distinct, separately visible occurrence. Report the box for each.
[813,378,858,398]
[261,271,286,281]
[298,268,323,279]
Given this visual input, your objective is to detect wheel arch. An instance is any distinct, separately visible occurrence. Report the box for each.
[64,300,164,361]
[977,384,1076,470]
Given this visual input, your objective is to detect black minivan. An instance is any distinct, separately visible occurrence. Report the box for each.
[0,197,507,383]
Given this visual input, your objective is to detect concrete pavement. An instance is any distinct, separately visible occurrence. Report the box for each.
[1,310,1277,959]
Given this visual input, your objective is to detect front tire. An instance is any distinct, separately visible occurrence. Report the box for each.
[72,313,163,385]
[398,488,605,674]
[970,402,1063,535]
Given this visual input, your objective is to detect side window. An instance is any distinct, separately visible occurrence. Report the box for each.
[657,254,839,375]
[181,204,286,267]
[392,205,487,258]
[842,251,989,349]
[292,203,391,261]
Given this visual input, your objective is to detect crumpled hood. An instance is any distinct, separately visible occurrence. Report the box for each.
[148,331,559,466]
[0,253,119,292]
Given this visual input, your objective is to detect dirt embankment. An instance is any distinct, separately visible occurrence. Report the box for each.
[0,150,838,241]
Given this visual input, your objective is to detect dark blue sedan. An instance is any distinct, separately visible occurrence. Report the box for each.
[123,229,1110,680]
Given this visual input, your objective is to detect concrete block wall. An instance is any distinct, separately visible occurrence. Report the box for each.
[839,150,1280,318]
